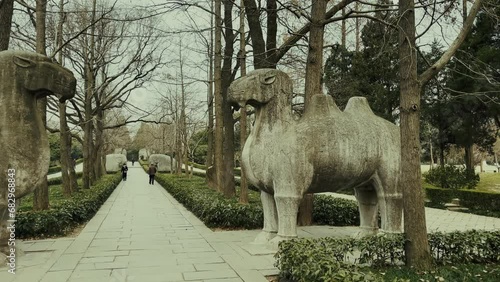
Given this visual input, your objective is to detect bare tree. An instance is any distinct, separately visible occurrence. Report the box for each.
[398,0,482,269]
[33,0,49,210]
[238,0,249,204]
[56,0,78,196]
[58,0,166,188]
[213,0,224,191]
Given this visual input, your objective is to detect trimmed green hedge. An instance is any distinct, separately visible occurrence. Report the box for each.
[276,230,500,282]
[155,173,263,229]
[47,171,84,186]
[48,165,62,174]
[16,172,121,238]
[47,159,83,174]
[154,173,361,229]
[425,186,500,212]
[313,195,359,226]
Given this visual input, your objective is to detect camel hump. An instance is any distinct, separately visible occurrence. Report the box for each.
[344,97,374,115]
[305,94,341,117]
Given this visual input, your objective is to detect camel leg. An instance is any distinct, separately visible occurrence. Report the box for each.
[0,206,11,263]
[373,174,403,233]
[354,186,379,236]
[273,193,301,240]
[254,191,278,243]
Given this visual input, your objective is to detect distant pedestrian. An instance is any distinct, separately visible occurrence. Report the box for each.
[148,163,157,185]
[132,159,135,166]
[121,163,128,181]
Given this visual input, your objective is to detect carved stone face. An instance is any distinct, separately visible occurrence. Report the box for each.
[11,51,77,102]
[228,68,291,108]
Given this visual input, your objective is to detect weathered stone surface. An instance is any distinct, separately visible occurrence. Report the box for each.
[148,154,176,172]
[138,148,150,160]
[105,154,127,172]
[0,50,76,261]
[228,69,402,245]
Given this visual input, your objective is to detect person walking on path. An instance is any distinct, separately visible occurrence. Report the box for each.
[121,163,128,181]
[148,163,157,185]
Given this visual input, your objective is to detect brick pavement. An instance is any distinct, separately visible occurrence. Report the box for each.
[2,163,500,281]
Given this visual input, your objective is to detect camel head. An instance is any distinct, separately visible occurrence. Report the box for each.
[3,50,77,102]
[228,68,293,109]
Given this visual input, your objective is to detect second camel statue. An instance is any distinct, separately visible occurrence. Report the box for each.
[228,69,403,245]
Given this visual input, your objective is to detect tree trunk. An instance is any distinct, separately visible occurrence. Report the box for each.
[303,0,326,108]
[206,0,215,169]
[265,0,277,68]
[429,140,434,169]
[205,0,215,187]
[214,0,224,192]
[82,59,94,189]
[299,0,327,226]
[355,2,360,52]
[179,44,189,177]
[56,0,72,197]
[398,0,432,269]
[341,8,346,47]
[464,144,475,173]
[0,0,14,50]
[176,120,183,174]
[83,104,93,189]
[221,0,236,198]
[243,0,268,68]
[439,137,445,167]
[238,0,249,204]
[83,0,97,189]
[33,0,49,211]
[68,142,79,193]
[60,103,72,197]
[94,106,105,179]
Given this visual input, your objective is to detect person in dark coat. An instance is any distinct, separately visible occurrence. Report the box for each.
[148,163,157,185]
[121,163,128,181]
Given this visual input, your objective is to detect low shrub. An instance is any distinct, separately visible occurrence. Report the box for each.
[424,165,479,190]
[313,195,360,226]
[155,173,264,229]
[16,172,121,238]
[276,230,500,282]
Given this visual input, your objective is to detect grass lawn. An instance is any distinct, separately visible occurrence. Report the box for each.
[475,173,500,193]
[422,172,500,193]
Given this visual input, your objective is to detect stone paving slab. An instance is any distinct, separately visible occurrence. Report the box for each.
[2,163,500,282]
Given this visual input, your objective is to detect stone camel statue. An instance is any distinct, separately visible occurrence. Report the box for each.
[0,50,76,263]
[228,69,402,245]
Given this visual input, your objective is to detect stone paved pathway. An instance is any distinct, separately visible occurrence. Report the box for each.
[2,163,500,282]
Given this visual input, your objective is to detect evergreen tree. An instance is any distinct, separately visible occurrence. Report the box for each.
[324,1,399,122]
[420,41,455,165]
[446,6,500,171]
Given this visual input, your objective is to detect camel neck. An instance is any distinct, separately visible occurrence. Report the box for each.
[252,96,294,138]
